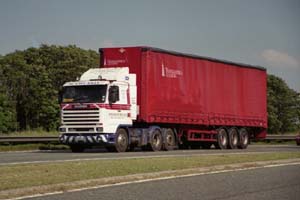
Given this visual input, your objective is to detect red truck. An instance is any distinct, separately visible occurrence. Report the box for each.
[59,47,267,152]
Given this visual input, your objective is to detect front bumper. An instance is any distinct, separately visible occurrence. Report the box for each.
[59,126,103,134]
[59,133,116,145]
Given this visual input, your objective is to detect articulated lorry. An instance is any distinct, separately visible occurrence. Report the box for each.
[59,47,267,152]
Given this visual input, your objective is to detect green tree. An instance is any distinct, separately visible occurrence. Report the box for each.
[0,45,99,132]
[0,58,18,133]
[0,92,17,133]
[267,74,300,134]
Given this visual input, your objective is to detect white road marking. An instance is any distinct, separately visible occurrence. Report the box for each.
[7,161,300,200]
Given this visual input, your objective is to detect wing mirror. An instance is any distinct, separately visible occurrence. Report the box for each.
[108,85,119,104]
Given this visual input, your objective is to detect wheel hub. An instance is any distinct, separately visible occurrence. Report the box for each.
[166,134,173,145]
[117,134,126,147]
[153,135,160,147]
[233,134,238,145]
[221,134,227,145]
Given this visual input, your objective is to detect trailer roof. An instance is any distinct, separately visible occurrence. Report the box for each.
[141,47,266,71]
[99,46,266,71]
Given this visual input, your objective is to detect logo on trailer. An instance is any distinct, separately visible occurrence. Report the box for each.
[161,63,183,78]
[119,48,126,53]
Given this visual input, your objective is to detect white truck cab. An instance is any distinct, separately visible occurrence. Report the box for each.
[59,67,137,152]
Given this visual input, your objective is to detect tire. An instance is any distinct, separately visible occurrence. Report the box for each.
[228,128,239,149]
[149,129,163,151]
[215,128,228,149]
[163,128,176,151]
[114,128,129,152]
[238,128,249,149]
[70,145,85,153]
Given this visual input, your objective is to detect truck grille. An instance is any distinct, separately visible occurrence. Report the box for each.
[61,108,100,126]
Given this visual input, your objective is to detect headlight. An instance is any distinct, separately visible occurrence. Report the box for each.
[59,127,66,132]
[96,127,103,132]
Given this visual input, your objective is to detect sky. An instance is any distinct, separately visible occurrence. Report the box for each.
[0,0,299,91]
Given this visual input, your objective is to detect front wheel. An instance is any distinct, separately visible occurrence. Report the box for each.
[114,128,129,152]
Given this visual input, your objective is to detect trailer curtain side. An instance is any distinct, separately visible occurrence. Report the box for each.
[100,47,267,129]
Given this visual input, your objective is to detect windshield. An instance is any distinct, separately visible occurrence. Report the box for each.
[62,85,107,103]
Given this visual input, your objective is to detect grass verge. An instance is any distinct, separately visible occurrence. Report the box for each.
[1,152,300,193]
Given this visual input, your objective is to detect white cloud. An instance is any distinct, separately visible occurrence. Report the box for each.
[261,49,299,68]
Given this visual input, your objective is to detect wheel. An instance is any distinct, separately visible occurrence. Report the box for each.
[114,128,129,152]
[149,129,163,151]
[70,145,85,153]
[238,128,249,149]
[215,128,228,149]
[228,128,239,149]
[201,142,212,149]
[163,128,176,151]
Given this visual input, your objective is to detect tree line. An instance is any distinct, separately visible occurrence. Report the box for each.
[0,45,99,132]
[0,45,299,134]
[267,74,300,133]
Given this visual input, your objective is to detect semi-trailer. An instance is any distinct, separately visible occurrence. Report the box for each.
[59,47,267,152]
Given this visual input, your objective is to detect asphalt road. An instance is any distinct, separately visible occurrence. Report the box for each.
[29,163,300,200]
[0,145,299,165]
